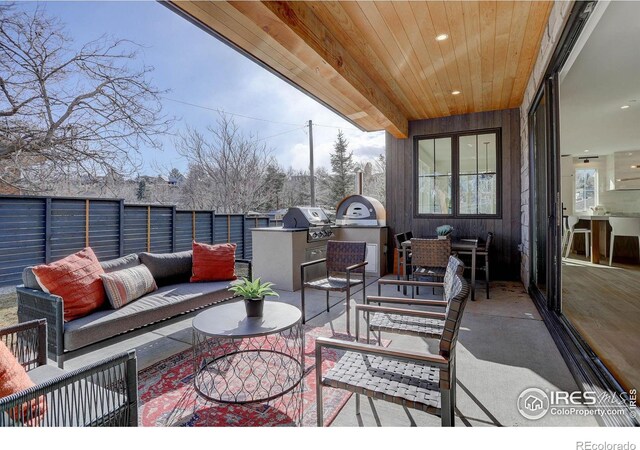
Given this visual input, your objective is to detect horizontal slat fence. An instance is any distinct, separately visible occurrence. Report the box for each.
[0,195,274,287]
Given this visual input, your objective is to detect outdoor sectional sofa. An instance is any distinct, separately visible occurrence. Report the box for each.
[16,250,251,368]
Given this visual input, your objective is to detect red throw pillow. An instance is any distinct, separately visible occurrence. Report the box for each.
[32,247,106,322]
[191,242,237,282]
[0,341,46,424]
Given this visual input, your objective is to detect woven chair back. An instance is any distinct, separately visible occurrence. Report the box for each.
[439,273,470,358]
[443,256,465,298]
[410,238,451,268]
[326,240,367,274]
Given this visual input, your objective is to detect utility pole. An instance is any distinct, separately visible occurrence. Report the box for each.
[308,119,316,207]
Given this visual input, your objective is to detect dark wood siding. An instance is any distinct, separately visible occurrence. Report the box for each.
[386,108,522,280]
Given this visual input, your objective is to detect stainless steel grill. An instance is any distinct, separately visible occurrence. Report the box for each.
[282,207,335,242]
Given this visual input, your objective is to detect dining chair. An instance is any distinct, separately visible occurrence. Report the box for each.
[300,240,367,334]
[315,270,470,427]
[394,231,413,292]
[476,232,493,299]
[410,238,451,297]
[356,256,464,346]
[561,216,570,256]
[608,217,640,266]
[565,216,591,258]
[394,232,406,290]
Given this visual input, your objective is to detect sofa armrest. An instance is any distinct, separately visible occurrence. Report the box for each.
[0,350,138,427]
[0,319,47,370]
[235,259,252,280]
[16,286,65,369]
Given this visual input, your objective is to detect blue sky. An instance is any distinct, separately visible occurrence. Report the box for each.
[20,1,385,175]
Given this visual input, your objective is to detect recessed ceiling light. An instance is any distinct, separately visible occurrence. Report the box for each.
[436,34,449,41]
[621,105,630,109]
[584,149,589,153]
[451,90,461,95]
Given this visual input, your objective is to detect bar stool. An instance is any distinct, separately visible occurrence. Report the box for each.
[609,217,640,266]
[565,216,590,259]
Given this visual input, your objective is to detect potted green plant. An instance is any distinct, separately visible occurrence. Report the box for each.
[436,224,454,239]
[228,277,279,318]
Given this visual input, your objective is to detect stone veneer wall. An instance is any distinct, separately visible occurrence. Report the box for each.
[518,0,575,287]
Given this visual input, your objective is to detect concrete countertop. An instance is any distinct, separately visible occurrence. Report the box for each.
[577,213,640,219]
[337,225,389,229]
[251,227,306,232]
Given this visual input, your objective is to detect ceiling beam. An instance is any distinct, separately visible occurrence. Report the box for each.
[230,1,408,138]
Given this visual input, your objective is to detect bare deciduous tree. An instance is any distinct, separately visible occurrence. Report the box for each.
[0,4,171,191]
[177,114,276,213]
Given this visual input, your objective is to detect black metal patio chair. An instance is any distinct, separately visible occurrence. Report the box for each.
[0,319,138,427]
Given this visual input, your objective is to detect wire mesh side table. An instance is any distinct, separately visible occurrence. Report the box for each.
[192,301,304,426]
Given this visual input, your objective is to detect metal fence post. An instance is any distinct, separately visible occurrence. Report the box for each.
[119,200,125,257]
[45,198,52,263]
[211,210,216,244]
[242,215,246,259]
[172,206,177,252]
[146,206,151,252]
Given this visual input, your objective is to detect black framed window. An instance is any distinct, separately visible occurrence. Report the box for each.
[416,137,452,214]
[415,129,501,218]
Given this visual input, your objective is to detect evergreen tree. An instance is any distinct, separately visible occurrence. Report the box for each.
[136,179,147,201]
[168,168,185,184]
[261,164,287,210]
[329,131,355,205]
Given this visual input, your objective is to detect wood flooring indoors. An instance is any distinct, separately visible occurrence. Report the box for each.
[562,253,640,392]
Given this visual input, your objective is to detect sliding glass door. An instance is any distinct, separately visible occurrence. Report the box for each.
[529,81,561,311]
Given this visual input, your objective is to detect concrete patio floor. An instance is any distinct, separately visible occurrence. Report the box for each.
[63,276,599,427]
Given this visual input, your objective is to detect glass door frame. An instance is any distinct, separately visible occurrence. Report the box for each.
[528,74,562,313]
[525,1,638,426]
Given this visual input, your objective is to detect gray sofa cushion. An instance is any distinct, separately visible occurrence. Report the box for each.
[100,254,140,273]
[22,267,42,291]
[27,364,66,384]
[64,281,234,351]
[139,250,192,287]
[20,254,140,291]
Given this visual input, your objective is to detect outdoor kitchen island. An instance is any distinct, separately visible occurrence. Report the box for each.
[251,207,334,291]
[252,199,388,291]
[251,226,327,291]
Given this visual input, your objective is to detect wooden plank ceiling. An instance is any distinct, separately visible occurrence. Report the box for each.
[168,1,553,138]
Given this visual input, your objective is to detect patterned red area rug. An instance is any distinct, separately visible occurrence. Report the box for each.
[138,326,385,427]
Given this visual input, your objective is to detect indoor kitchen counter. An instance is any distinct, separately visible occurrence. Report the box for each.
[574,214,640,264]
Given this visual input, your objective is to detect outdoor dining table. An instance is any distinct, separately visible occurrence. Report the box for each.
[401,238,479,301]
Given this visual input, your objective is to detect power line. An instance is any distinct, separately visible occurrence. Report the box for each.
[256,125,307,142]
[163,96,363,132]
[163,97,305,127]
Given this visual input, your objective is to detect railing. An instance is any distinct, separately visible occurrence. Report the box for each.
[0,195,275,287]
